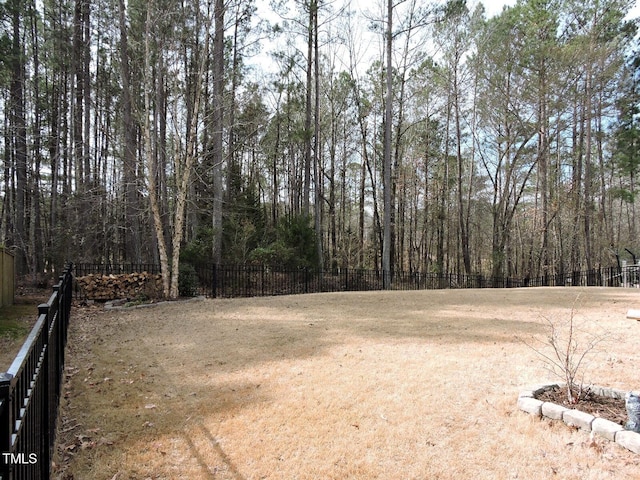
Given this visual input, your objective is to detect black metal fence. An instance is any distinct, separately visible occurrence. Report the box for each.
[72,263,633,299]
[0,264,74,480]
[73,263,628,298]
[194,264,625,298]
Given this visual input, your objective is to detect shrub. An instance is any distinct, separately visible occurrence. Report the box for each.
[178,263,199,297]
[521,297,610,404]
[250,215,319,268]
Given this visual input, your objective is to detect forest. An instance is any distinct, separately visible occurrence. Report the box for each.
[0,0,639,297]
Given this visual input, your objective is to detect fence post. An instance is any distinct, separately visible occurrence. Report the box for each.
[38,302,53,480]
[65,264,73,327]
[59,267,72,374]
[212,264,218,298]
[0,372,13,479]
[304,268,309,294]
[243,265,248,297]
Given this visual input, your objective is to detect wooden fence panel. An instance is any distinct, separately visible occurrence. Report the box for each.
[0,248,14,308]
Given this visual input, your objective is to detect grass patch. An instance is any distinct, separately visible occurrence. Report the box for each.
[0,303,36,339]
[0,297,47,370]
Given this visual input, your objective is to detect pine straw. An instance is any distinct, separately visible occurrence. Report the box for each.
[54,287,640,479]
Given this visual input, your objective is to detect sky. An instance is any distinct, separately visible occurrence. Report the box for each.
[480,0,517,17]
[249,0,640,79]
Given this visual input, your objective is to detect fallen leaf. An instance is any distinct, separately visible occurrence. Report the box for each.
[98,437,114,446]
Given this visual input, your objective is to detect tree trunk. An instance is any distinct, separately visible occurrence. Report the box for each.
[455,65,471,275]
[143,0,170,297]
[382,0,392,288]
[10,0,28,275]
[584,66,593,271]
[117,0,141,263]
[312,2,323,269]
[211,0,224,265]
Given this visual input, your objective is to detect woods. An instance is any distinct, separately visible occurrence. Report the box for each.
[0,0,638,296]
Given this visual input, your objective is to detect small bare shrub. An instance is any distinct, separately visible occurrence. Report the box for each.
[521,296,610,404]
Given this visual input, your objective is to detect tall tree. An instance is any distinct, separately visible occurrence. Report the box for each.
[117,0,142,263]
[6,0,28,274]
[142,0,213,297]
[474,5,538,278]
[382,0,392,287]
[211,0,224,264]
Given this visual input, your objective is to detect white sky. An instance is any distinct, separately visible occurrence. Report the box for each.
[248,0,640,79]
[480,0,517,17]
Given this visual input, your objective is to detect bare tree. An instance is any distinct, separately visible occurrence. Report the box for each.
[141,0,212,298]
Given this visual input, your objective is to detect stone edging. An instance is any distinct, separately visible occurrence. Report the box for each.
[518,384,640,455]
[104,295,206,311]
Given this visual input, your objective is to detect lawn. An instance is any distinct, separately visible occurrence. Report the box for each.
[0,295,48,371]
[54,288,640,479]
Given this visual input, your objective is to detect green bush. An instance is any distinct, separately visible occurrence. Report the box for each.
[178,263,199,297]
[181,227,214,265]
[249,241,295,266]
[248,215,318,268]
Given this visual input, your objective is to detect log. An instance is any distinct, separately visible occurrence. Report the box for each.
[76,272,164,301]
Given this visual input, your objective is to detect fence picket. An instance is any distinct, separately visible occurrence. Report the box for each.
[72,263,631,298]
[0,264,74,480]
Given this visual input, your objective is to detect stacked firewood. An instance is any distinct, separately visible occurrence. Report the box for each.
[76,272,163,300]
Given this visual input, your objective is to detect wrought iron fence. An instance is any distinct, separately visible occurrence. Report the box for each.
[192,264,626,298]
[73,263,627,299]
[197,265,521,297]
[0,264,74,480]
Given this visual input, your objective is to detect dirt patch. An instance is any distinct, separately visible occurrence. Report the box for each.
[537,388,628,426]
[54,287,640,479]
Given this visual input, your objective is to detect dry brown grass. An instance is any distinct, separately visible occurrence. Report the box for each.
[54,287,640,479]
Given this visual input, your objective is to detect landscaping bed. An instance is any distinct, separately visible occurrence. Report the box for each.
[518,384,640,454]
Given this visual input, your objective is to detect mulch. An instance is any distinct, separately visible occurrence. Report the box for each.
[537,387,628,426]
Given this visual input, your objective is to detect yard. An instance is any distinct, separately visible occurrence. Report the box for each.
[53,287,640,479]
[0,294,48,371]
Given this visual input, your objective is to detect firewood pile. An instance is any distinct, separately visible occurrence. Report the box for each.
[75,272,164,300]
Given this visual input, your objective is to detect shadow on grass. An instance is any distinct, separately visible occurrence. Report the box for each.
[184,422,246,480]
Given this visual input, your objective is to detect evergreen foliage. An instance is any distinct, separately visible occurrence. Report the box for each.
[250,215,319,269]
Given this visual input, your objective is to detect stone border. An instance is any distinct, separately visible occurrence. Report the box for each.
[104,295,206,311]
[518,383,640,455]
